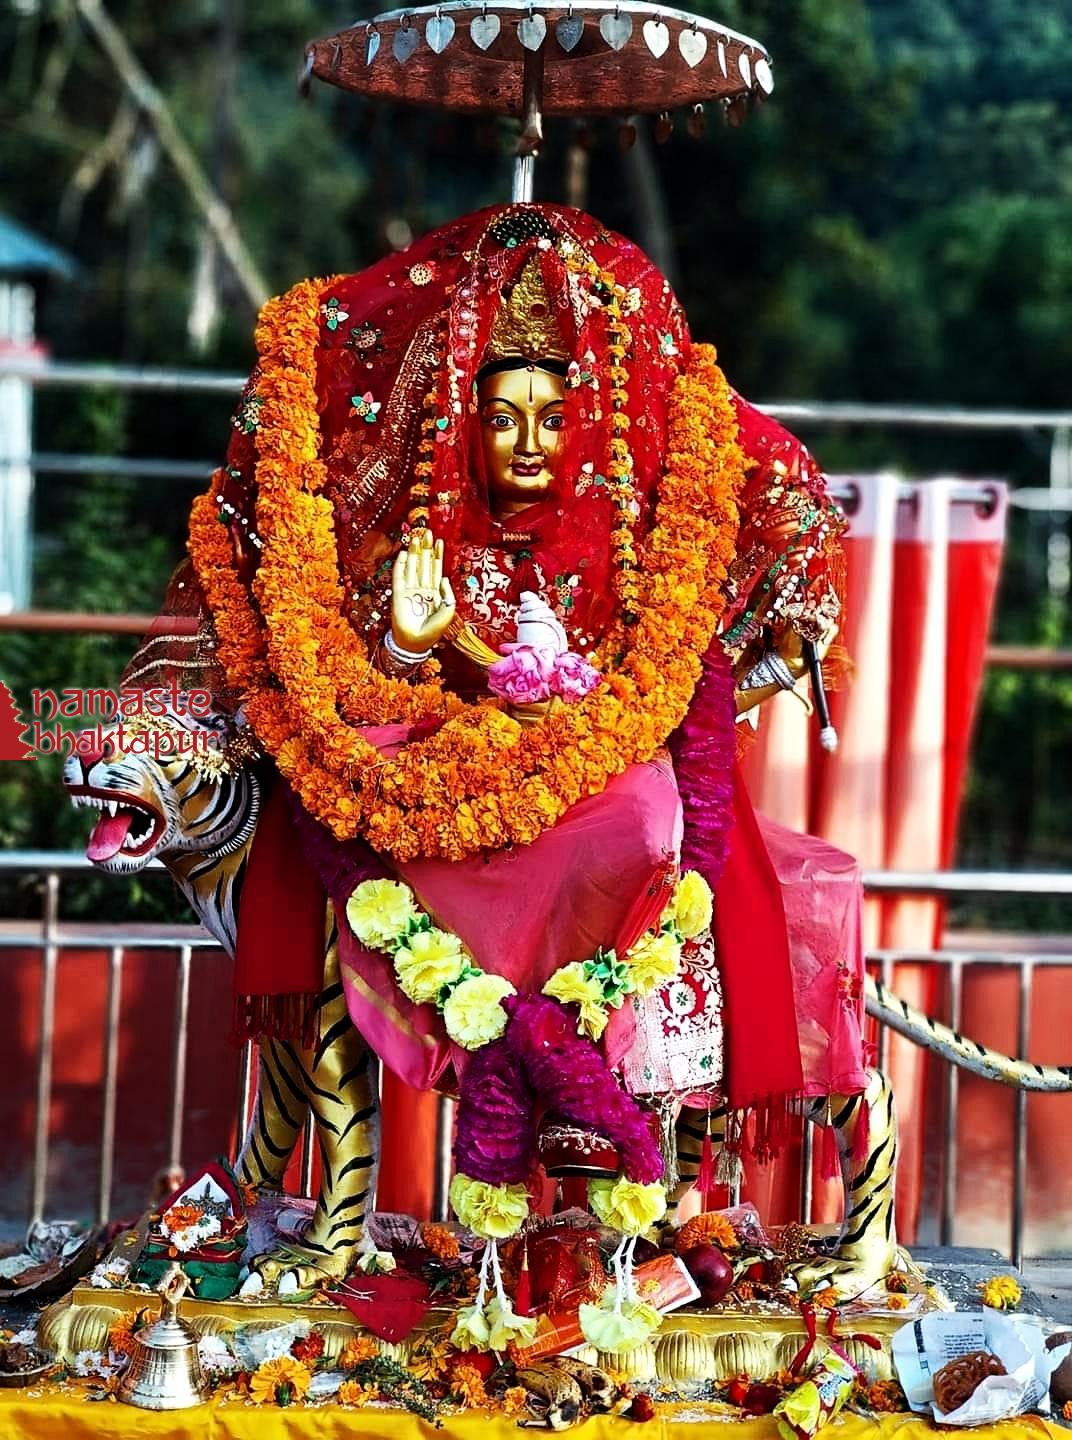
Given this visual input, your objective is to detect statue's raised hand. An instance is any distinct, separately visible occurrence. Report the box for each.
[390,529,456,652]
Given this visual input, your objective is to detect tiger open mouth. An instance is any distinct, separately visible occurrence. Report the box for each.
[68,786,167,862]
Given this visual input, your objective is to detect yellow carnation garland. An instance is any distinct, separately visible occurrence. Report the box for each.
[345,869,712,1048]
[188,278,747,862]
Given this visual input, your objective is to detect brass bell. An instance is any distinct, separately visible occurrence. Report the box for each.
[118,1263,210,1410]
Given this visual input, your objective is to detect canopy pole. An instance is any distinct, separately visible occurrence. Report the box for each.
[513,43,545,201]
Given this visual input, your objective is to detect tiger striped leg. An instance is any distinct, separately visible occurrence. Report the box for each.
[236,1038,309,1190]
[666,1104,728,1217]
[792,1067,898,1298]
[248,923,380,1292]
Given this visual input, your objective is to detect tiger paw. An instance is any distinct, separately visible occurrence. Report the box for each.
[239,1242,350,1301]
[790,1240,897,1301]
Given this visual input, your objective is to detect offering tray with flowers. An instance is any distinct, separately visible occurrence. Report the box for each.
[39,1200,950,1424]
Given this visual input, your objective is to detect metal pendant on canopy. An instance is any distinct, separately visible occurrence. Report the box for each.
[302,0,773,200]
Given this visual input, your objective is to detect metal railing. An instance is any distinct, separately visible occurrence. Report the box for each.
[0,850,1068,1265]
[1,355,1070,495]
[4,352,1072,428]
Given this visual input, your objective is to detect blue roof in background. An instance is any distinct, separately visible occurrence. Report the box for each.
[0,213,75,278]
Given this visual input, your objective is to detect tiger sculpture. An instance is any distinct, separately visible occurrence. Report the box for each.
[64,711,1072,1298]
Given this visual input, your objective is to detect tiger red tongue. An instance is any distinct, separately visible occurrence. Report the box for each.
[87,809,134,862]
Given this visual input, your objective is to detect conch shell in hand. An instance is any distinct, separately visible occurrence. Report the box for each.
[514,591,568,656]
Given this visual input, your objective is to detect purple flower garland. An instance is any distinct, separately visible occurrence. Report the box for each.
[452,1039,536,1186]
[668,642,737,885]
[454,994,663,1186]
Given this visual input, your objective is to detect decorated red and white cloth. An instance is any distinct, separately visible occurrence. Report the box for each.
[618,815,867,1103]
[618,927,726,1098]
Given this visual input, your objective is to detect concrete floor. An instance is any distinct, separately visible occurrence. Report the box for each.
[913,1246,1072,1329]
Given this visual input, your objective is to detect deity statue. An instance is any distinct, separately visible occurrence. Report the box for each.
[65,204,892,1313]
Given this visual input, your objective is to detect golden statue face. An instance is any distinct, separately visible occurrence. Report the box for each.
[478,364,568,515]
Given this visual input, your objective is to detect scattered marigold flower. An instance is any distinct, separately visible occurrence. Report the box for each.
[1062,1400,1072,1422]
[420,1223,461,1261]
[811,1286,840,1310]
[290,1331,325,1363]
[979,1275,1021,1311]
[338,1334,378,1369]
[885,1294,910,1310]
[160,1203,205,1235]
[629,1392,657,1422]
[451,1349,496,1381]
[337,1379,379,1406]
[675,1211,739,1254]
[249,1355,311,1407]
[408,1338,453,1382]
[451,1363,489,1407]
[733,1281,756,1302]
[500,1385,529,1417]
[106,1313,143,1359]
[885,1271,909,1293]
[866,1380,907,1413]
[239,1181,259,1211]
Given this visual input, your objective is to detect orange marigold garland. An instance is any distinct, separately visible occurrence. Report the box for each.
[187,490,267,695]
[189,277,746,862]
[420,1222,462,1261]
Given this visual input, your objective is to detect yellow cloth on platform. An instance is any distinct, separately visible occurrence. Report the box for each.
[0,1391,1066,1440]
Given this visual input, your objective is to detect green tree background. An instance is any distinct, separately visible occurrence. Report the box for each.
[1,0,1069,924]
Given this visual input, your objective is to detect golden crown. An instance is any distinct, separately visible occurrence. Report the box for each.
[483,256,569,366]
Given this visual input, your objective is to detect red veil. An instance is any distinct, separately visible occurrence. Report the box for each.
[209,205,688,673]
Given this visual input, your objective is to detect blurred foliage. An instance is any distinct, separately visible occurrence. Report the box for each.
[1,0,1070,926]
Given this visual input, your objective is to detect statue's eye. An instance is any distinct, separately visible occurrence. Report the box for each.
[487,413,515,429]
[543,413,566,431]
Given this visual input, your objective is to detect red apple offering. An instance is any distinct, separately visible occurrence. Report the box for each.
[681,1244,734,1305]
